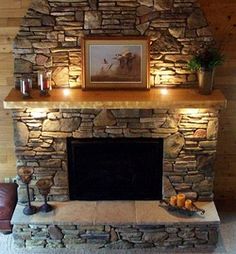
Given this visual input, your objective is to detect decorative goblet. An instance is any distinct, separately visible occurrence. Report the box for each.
[36,178,53,213]
[17,167,37,215]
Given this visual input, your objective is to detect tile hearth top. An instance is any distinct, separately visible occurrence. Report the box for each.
[4,88,226,109]
[11,201,220,226]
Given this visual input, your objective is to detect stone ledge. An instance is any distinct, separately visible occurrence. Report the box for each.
[11,201,220,226]
[4,88,226,110]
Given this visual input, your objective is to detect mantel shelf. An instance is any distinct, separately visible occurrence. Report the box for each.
[3,88,226,109]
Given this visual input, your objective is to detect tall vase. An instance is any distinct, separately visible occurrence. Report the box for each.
[198,68,215,95]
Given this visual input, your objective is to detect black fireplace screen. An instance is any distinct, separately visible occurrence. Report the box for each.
[67,138,163,200]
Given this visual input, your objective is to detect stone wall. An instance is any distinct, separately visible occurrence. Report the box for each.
[13,108,219,202]
[13,223,219,249]
[14,0,214,88]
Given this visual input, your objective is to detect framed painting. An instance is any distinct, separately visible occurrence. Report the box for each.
[82,36,150,90]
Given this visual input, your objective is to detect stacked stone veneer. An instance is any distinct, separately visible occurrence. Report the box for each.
[13,223,219,249]
[13,108,219,203]
[14,0,214,88]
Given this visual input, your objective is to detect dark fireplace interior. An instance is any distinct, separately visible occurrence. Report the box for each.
[67,138,163,200]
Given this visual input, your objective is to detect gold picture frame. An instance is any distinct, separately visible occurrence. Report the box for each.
[82,36,150,90]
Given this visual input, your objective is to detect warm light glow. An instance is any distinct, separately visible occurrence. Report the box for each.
[63,89,71,96]
[160,75,171,83]
[30,108,48,118]
[160,88,168,95]
[181,108,199,115]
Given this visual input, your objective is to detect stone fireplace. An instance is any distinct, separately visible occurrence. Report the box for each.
[2,0,227,250]
[13,106,220,203]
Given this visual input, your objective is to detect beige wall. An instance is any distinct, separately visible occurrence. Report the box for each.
[0,0,236,199]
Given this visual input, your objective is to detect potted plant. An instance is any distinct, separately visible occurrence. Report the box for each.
[188,48,224,95]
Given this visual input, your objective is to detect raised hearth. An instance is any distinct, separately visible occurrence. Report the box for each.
[11,201,220,249]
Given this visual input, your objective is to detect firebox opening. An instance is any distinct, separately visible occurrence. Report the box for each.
[67,138,163,201]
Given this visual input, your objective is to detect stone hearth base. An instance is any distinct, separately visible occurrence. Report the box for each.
[11,201,220,250]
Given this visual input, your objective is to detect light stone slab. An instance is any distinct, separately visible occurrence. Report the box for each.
[12,201,97,226]
[95,201,136,225]
[11,201,220,226]
[135,201,220,225]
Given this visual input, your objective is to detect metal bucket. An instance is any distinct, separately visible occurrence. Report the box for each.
[198,68,215,95]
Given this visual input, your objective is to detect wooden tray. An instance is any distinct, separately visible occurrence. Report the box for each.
[159,199,205,217]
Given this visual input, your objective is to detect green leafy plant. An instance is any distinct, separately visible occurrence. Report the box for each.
[188,48,224,71]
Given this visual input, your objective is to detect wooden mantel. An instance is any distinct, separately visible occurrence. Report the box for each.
[3,88,226,109]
